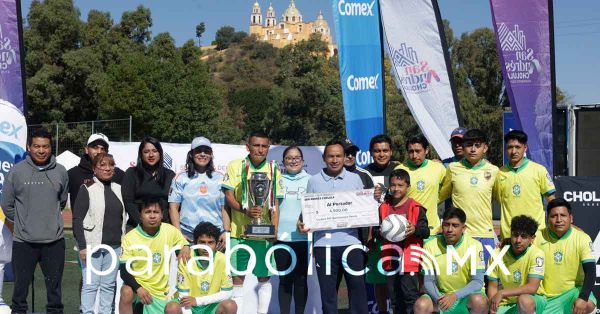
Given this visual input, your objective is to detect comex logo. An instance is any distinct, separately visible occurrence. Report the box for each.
[498,23,542,82]
[390,43,440,93]
[346,74,379,91]
[0,120,23,140]
[338,0,375,17]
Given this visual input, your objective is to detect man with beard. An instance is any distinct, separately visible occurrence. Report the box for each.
[68,133,125,208]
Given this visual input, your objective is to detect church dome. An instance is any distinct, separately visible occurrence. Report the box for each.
[314,10,329,28]
[282,0,302,24]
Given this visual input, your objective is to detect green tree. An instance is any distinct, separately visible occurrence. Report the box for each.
[119,5,152,44]
[196,22,205,46]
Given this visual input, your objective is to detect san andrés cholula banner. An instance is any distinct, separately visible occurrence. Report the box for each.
[0,0,27,265]
[332,0,384,167]
[490,0,554,175]
[379,0,460,160]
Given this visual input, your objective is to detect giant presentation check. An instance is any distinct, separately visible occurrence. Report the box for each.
[301,189,380,231]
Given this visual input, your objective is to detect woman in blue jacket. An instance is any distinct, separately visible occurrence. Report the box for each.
[275,146,311,314]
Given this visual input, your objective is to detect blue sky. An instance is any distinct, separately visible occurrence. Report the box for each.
[20,0,600,104]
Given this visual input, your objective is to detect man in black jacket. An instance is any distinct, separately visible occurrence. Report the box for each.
[68,133,125,208]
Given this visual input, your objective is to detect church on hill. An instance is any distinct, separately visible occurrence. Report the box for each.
[249,0,337,56]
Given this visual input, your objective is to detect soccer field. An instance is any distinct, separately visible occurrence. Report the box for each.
[1,231,354,313]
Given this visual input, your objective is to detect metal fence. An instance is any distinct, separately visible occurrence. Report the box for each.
[28,117,132,156]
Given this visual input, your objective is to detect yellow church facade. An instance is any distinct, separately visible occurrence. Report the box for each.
[249,0,337,56]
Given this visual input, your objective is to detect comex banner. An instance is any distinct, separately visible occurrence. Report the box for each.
[555,176,600,298]
[380,0,460,160]
[332,0,384,167]
[490,0,554,176]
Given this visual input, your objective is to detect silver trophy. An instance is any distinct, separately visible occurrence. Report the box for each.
[245,172,276,238]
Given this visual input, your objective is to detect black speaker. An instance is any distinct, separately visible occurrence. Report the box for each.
[576,109,600,176]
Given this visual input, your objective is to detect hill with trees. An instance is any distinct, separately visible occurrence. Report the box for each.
[21,0,567,164]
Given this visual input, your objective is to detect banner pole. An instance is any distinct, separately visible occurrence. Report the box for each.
[378,0,387,134]
[548,0,559,176]
[16,0,27,116]
[432,0,463,126]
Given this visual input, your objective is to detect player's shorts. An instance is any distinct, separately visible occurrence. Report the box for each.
[133,296,174,314]
[230,237,274,277]
[366,238,387,284]
[544,286,597,314]
[190,303,219,314]
[422,292,486,314]
[496,294,546,314]
[473,237,498,266]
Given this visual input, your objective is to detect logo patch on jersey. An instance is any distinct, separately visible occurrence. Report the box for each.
[223,173,229,181]
[484,171,492,181]
[470,176,478,185]
[200,281,210,292]
[534,256,544,272]
[513,270,522,283]
[479,250,484,262]
[177,273,184,284]
[417,180,425,191]
[152,252,162,264]
[512,184,521,196]
[553,251,563,264]
[451,261,459,273]
[199,182,208,195]
[546,172,553,184]
[535,257,544,267]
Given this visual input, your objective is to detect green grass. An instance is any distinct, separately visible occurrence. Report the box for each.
[2,231,81,313]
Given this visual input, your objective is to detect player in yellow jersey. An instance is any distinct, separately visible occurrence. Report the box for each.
[119,198,190,314]
[439,129,499,265]
[396,134,446,234]
[534,198,597,314]
[414,208,488,314]
[494,130,555,240]
[164,222,236,314]
[487,215,546,314]
[222,131,283,314]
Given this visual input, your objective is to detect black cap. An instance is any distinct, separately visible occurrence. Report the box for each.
[342,138,359,153]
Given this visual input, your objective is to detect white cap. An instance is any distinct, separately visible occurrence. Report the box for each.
[191,136,212,150]
[87,133,110,147]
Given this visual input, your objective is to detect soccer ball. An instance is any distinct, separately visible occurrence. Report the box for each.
[381,214,409,242]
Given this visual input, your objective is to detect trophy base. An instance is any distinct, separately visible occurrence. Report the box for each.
[244,224,276,239]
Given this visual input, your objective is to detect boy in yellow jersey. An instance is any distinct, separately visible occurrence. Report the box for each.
[487,215,546,314]
[414,208,488,314]
[222,131,282,314]
[118,199,190,314]
[534,198,597,314]
[396,134,446,234]
[165,222,236,314]
[494,130,555,240]
[439,129,499,264]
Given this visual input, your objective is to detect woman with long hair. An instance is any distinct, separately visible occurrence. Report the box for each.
[72,153,127,314]
[168,137,229,248]
[122,137,175,227]
[275,146,311,314]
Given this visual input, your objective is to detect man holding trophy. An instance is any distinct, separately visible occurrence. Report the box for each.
[222,131,283,314]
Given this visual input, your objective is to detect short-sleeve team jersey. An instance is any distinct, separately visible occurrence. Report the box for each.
[222,156,283,238]
[396,159,446,232]
[494,159,555,239]
[487,245,546,306]
[423,234,486,294]
[176,250,233,298]
[534,227,595,297]
[168,171,226,234]
[439,159,499,238]
[120,223,189,299]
